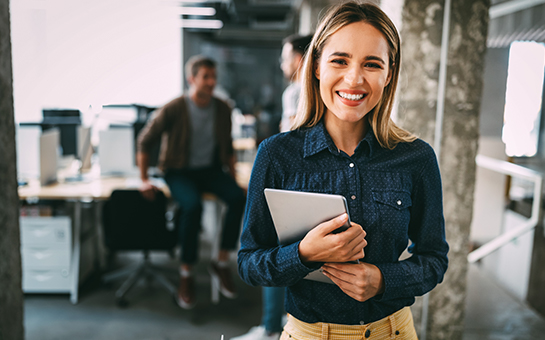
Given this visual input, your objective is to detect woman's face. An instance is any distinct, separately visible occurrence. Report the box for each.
[315,21,392,125]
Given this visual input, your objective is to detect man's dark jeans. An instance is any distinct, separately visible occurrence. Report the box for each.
[164,166,246,264]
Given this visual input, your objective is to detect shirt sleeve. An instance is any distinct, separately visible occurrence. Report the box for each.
[237,139,321,287]
[136,106,169,154]
[374,150,449,301]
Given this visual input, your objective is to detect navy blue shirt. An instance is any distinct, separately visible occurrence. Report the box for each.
[238,120,449,325]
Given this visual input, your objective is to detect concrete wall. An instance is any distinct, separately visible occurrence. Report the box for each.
[398,1,490,339]
[0,0,25,338]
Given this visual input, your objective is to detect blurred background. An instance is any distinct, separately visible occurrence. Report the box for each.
[6,0,545,339]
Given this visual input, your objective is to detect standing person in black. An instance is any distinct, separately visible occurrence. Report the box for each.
[137,55,245,310]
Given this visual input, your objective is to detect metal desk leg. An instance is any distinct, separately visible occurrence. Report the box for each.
[94,200,106,270]
[70,200,81,304]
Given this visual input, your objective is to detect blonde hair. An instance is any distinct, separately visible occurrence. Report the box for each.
[292,1,415,149]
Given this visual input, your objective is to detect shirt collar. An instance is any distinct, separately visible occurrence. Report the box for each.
[303,120,379,159]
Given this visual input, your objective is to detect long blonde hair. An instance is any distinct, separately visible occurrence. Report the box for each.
[292,1,415,149]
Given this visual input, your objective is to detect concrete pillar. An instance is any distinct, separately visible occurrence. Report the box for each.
[0,0,25,339]
[397,1,490,339]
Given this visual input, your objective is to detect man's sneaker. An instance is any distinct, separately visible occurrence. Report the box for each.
[175,276,196,309]
[230,325,280,340]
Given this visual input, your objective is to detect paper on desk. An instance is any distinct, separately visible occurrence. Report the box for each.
[124,177,166,189]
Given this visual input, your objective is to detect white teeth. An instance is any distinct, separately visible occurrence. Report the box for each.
[338,92,364,100]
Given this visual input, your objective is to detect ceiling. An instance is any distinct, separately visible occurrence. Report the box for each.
[180,0,545,48]
[180,0,301,45]
[488,0,545,47]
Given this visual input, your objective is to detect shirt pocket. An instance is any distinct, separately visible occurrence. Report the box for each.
[371,190,412,237]
[372,190,412,211]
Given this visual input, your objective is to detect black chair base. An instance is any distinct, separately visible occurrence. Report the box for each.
[102,251,176,307]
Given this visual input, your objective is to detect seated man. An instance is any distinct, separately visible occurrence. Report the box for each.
[137,55,246,309]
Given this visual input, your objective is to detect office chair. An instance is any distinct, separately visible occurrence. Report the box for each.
[102,189,177,307]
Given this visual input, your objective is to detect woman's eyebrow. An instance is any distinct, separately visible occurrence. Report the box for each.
[365,55,386,64]
[328,51,351,58]
[328,52,386,65]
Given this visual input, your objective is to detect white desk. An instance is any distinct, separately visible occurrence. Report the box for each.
[17,162,252,304]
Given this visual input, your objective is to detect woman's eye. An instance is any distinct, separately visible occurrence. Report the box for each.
[365,62,382,69]
[331,59,347,65]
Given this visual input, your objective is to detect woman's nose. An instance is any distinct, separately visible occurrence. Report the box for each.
[344,67,364,86]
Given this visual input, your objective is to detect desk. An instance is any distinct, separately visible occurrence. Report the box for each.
[18,162,252,304]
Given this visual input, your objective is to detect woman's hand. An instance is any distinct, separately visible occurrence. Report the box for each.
[322,262,385,302]
[298,213,367,264]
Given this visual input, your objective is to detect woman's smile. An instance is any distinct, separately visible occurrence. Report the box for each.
[315,21,391,124]
[336,90,368,106]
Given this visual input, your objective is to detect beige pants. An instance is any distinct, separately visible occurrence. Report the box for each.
[280,307,418,340]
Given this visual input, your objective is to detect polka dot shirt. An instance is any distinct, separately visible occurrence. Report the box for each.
[237,120,449,325]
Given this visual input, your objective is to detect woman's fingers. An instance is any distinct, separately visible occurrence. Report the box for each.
[315,213,349,235]
[299,217,367,263]
[322,263,383,302]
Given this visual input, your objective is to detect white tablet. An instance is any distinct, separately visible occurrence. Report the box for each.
[263,188,352,284]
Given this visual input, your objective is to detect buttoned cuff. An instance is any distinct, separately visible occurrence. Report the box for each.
[279,241,323,279]
[373,262,406,301]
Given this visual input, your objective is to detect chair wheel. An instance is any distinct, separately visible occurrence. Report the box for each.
[116,297,129,308]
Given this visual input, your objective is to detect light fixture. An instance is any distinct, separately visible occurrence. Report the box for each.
[178,7,216,16]
[180,18,223,29]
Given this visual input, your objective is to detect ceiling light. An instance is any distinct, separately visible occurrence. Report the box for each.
[180,19,223,29]
[179,7,216,16]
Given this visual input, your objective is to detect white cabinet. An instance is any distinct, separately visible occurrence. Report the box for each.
[20,216,72,292]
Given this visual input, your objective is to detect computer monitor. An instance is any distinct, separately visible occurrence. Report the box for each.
[99,105,138,125]
[39,129,60,186]
[42,108,80,120]
[33,108,83,156]
[16,125,41,180]
[98,127,136,176]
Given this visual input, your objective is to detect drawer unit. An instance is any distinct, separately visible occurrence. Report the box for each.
[22,267,71,292]
[20,216,72,293]
[21,246,71,267]
[20,217,71,246]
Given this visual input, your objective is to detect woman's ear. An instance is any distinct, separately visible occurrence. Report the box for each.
[384,64,394,87]
[314,62,320,80]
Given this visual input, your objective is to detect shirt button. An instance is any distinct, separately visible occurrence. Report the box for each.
[359,321,365,325]
[397,200,402,206]
[349,163,354,168]
[351,195,356,200]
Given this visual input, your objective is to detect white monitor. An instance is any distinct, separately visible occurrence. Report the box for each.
[16,125,41,180]
[39,129,60,186]
[98,128,135,175]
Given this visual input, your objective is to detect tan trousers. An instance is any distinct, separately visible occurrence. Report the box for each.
[280,307,418,340]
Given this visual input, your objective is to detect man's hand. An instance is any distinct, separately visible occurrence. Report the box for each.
[139,179,158,201]
[298,213,367,264]
[322,262,385,302]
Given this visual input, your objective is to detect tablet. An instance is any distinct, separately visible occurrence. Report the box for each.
[263,188,352,284]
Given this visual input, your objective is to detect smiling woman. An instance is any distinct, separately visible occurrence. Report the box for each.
[237,2,449,340]
[314,21,392,153]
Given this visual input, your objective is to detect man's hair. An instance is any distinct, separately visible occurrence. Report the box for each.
[185,55,216,79]
[282,34,313,56]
